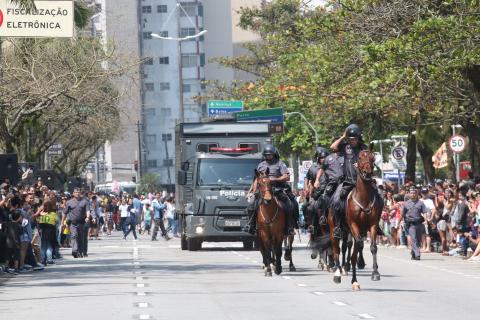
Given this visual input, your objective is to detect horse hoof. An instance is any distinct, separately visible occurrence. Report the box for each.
[333,276,342,284]
[344,263,351,272]
[357,262,366,270]
[318,263,325,271]
[267,271,273,277]
[275,266,283,275]
[289,265,296,272]
[284,254,291,261]
[311,252,318,259]
[352,282,361,291]
[341,269,348,276]
[371,273,381,281]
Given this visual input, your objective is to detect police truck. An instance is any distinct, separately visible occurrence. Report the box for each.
[175,120,272,251]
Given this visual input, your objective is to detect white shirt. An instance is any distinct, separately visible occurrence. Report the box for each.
[421,198,435,219]
[165,202,175,219]
[119,204,129,218]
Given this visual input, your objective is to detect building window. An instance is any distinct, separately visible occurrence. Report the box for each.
[180,27,196,38]
[157,5,167,13]
[200,53,205,66]
[143,32,152,39]
[159,82,170,91]
[147,160,157,168]
[144,83,154,91]
[160,108,171,116]
[142,5,152,13]
[181,54,197,68]
[200,80,206,90]
[162,133,172,141]
[143,57,153,65]
[163,159,174,167]
[198,4,203,17]
[179,2,196,16]
[182,84,191,93]
[159,56,169,64]
[141,72,148,79]
[146,134,157,145]
[144,108,156,117]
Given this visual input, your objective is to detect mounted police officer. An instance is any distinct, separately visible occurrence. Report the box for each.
[314,142,344,227]
[401,186,428,260]
[330,124,368,238]
[245,144,298,235]
[304,147,329,231]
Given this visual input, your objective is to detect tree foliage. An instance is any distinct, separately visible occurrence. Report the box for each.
[209,0,480,180]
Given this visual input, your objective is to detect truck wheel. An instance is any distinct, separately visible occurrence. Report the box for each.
[243,240,254,250]
[188,238,201,251]
[181,235,188,250]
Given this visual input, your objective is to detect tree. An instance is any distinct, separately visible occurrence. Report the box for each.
[209,0,480,181]
[138,173,161,194]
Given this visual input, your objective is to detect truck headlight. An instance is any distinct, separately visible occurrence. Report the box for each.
[195,226,204,234]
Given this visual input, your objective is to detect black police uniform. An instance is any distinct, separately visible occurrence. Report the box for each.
[304,162,323,229]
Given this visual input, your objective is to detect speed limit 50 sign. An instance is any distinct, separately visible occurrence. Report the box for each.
[449,135,466,153]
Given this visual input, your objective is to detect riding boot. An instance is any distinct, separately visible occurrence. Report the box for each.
[333,209,342,239]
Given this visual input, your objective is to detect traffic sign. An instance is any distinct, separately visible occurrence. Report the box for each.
[207,100,243,117]
[449,135,466,153]
[235,107,284,124]
[48,143,63,156]
[391,146,406,160]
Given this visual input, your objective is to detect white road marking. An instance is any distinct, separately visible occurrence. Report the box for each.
[282,276,292,280]
[134,266,141,269]
[313,291,325,296]
[332,301,347,306]
[168,245,181,249]
[252,260,259,263]
[137,302,149,308]
[133,262,140,265]
[358,313,375,319]
[137,292,146,296]
[139,315,151,320]
[136,277,143,281]
[136,283,145,288]
[297,283,307,287]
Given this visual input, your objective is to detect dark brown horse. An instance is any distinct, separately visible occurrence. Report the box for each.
[346,149,383,291]
[255,169,286,276]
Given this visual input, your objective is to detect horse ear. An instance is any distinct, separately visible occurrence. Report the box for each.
[369,142,374,152]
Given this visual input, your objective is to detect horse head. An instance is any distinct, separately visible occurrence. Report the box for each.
[256,168,273,204]
[357,150,375,181]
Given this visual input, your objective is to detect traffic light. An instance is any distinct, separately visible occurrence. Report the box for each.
[134,160,139,171]
[132,176,136,183]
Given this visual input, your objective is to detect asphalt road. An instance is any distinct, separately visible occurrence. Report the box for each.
[1,232,479,320]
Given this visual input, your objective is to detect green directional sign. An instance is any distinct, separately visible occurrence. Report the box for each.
[234,107,284,123]
[208,100,244,109]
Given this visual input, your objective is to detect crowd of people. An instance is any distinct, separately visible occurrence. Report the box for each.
[0,176,178,277]
[297,177,480,261]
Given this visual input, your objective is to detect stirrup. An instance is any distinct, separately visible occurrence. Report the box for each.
[333,227,342,239]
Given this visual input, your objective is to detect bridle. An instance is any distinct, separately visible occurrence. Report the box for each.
[355,151,374,182]
[257,175,280,226]
[351,150,376,214]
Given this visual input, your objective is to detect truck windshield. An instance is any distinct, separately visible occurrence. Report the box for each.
[197,159,258,186]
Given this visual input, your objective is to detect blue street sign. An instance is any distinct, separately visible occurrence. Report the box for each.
[207,100,244,117]
[208,107,243,116]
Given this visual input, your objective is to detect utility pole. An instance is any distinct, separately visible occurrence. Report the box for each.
[136,121,143,181]
[176,2,185,123]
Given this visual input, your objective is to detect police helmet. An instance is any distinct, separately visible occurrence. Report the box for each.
[314,147,329,160]
[262,144,277,156]
[346,124,362,138]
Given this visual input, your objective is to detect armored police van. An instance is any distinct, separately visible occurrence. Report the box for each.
[175,120,272,251]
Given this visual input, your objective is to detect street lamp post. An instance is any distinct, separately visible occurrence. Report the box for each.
[284,111,318,147]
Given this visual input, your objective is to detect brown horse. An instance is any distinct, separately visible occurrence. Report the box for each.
[255,169,286,276]
[346,149,383,291]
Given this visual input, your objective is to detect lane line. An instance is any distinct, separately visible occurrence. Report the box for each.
[282,276,292,280]
[332,301,347,306]
[358,313,375,319]
[136,277,144,281]
[312,291,325,296]
[297,283,307,287]
[136,283,145,288]
[137,292,146,296]
[139,315,151,320]
[137,302,149,308]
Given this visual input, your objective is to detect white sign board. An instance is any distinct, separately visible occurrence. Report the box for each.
[0,0,74,38]
[302,160,313,171]
[449,135,466,153]
[391,146,406,161]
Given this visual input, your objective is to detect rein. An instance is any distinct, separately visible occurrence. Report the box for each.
[259,203,280,226]
[348,190,376,215]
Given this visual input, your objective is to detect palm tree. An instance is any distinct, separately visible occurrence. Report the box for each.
[10,0,91,29]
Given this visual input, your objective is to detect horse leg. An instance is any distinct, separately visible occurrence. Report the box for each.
[370,225,381,281]
[274,239,283,275]
[284,236,292,261]
[288,235,296,272]
[350,238,360,291]
[331,236,342,283]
